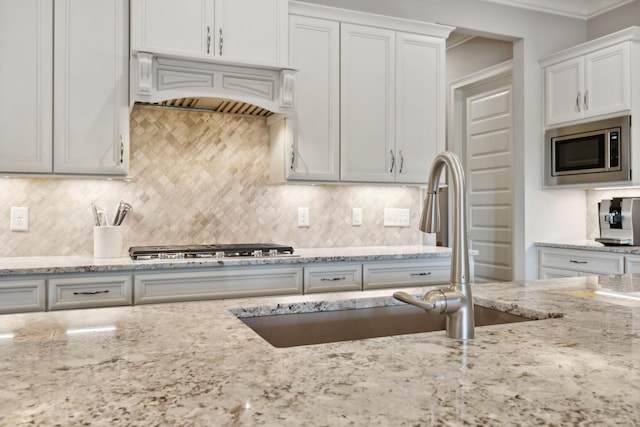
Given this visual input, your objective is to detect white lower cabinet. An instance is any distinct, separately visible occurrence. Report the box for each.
[134,266,303,304]
[537,247,627,279]
[363,259,450,290]
[0,279,46,314]
[624,255,640,273]
[303,263,362,293]
[48,274,133,310]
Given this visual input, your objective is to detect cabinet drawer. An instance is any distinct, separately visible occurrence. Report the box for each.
[48,274,133,310]
[304,263,362,293]
[624,255,640,273]
[0,279,46,314]
[537,248,623,275]
[363,259,450,290]
[134,266,303,304]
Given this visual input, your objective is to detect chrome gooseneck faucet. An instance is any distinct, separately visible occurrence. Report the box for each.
[393,151,474,340]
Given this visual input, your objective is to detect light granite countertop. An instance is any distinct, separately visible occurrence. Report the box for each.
[1,274,640,425]
[0,245,454,276]
[536,240,640,254]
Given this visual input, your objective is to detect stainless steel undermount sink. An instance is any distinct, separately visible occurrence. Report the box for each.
[233,301,546,348]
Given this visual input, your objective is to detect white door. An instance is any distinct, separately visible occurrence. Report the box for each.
[340,23,395,182]
[0,0,53,173]
[395,32,445,184]
[463,75,513,282]
[584,42,630,118]
[215,0,288,65]
[53,0,129,175]
[288,16,340,181]
[130,0,215,56]
[544,57,583,126]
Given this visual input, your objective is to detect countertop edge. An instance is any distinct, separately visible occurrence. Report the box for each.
[0,246,467,276]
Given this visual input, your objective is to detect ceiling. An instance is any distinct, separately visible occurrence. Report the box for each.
[483,0,635,19]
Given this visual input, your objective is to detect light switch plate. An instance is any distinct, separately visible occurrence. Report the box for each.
[297,207,310,227]
[383,208,410,227]
[352,208,363,226]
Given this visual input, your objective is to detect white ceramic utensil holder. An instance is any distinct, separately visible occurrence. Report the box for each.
[94,226,123,258]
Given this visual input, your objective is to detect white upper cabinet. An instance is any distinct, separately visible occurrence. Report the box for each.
[395,32,445,183]
[0,0,129,176]
[130,0,214,57]
[53,0,129,175]
[340,25,446,184]
[283,16,340,181]
[541,28,638,127]
[131,0,288,66]
[340,23,396,183]
[0,0,53,173]
[271,3,452,184]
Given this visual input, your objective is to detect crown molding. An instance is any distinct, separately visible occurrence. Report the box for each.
[482,0,635,19]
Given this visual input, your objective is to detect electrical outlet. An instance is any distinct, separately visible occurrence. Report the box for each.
[10,206,29,231]
[297,207,310,227]
[352,208,363,226]
[383,208,410,227]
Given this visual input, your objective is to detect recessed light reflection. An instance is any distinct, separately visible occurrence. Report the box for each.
[66,326,117,335]
[594,290,640,302]
[0,333,15,340]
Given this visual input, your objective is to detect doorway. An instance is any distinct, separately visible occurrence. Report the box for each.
[450,62,514,282]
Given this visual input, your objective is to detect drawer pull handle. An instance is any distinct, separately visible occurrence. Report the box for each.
[410,272,431,277]
[321,277,346,282]
[569,260,588,264]
[73,290,110,295]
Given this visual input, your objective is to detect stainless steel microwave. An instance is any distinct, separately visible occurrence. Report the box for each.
[544,115,631,187]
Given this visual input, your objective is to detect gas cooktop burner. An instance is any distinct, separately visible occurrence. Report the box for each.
[129,243,295,260]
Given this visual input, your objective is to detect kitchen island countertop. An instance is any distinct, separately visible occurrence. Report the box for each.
[0,245,454,276]
[1,273,640,425]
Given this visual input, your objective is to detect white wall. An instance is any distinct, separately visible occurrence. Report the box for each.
[587,1,640,40]
[299,0,589,279]
[447,36,513,84]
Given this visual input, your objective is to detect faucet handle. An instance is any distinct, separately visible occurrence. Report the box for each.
[393,290,447,314]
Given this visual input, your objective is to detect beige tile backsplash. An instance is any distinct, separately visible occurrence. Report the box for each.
[0,105,423,257]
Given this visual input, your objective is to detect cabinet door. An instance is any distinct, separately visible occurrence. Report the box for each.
[304,263,362,293]
[395,32,444,183]
[584,43,630,118]
[134,266,303,304]
[544,57,584,126]
[215,0,287,65]
[340,24,395,182]
[53,0,129,175]
[130,0,215,56]
[624,255,640,273]
[363,259,450,290]
[287,16,340,181]
[48,274,133,310]
[0,0,53,173]
[0,279,46,314]
[537,247,623,278]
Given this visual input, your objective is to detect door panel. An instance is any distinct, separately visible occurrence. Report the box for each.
[464,76,513,282]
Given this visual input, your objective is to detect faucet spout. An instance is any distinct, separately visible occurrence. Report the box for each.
[393,151,474,340]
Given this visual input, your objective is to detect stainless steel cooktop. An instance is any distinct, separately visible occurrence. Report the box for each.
[129,243,295,260]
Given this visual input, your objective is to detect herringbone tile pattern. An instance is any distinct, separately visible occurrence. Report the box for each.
[0,105,422,256]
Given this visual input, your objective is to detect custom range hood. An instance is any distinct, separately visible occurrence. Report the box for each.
[130,51,296,116]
